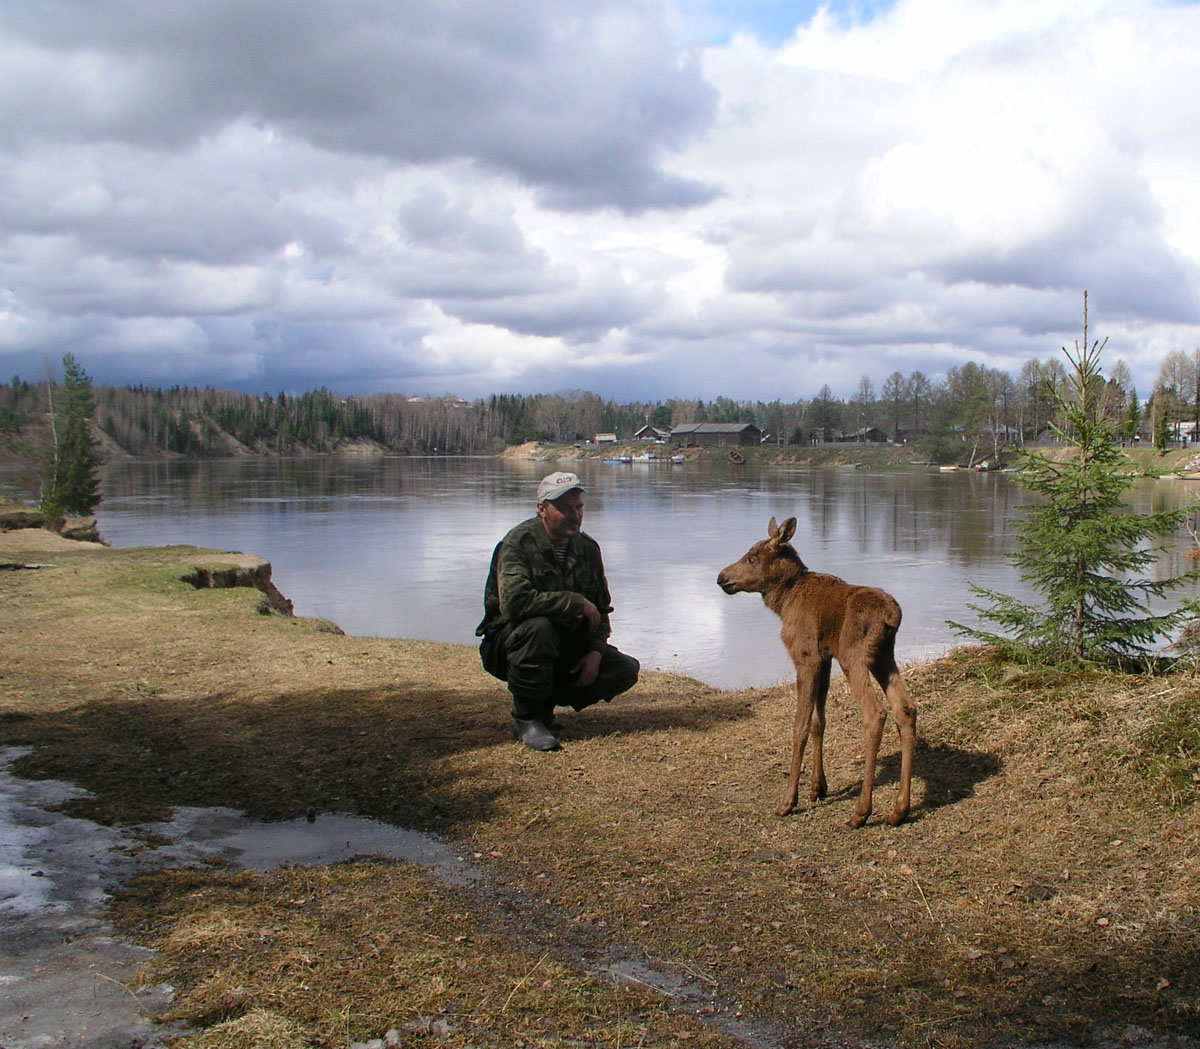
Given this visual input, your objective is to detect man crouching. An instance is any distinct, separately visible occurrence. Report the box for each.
[476,472,640,751]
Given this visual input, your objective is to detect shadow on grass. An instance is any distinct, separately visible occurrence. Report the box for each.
[767,742,1003,826]
[912,739,1004,815]
[0,679,763,834]
[2,686,508,831]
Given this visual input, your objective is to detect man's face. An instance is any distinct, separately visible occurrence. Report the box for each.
[538,489,584,544]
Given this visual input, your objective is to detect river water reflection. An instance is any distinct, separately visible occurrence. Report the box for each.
[90,456,1200,690]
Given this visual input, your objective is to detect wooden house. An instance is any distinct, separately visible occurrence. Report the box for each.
[634,425,670,442]
[842,427,889,444]
[669,422,762,448]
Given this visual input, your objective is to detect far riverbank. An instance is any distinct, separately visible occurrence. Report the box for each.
[499,438,1200,475]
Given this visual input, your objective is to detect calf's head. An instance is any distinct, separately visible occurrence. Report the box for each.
[717,516,801,595]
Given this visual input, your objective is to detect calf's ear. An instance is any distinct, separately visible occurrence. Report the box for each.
[778,517,797,543]
[767,516,779,537]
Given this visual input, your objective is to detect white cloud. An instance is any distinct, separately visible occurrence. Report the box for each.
[0,0,1197,401]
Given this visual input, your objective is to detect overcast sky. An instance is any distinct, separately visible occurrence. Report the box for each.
[2,0,1198,402]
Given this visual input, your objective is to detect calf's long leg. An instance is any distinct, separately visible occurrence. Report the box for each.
[778,659,823,817]
[872,654,917,826]
[808,660,831,802]
[844,660,888,829]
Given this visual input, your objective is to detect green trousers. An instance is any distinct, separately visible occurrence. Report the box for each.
[480,616,640,722]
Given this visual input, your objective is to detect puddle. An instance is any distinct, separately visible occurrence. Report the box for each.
[147,806,484,883]
[0,749,480,1049]
[1,749,182,1048]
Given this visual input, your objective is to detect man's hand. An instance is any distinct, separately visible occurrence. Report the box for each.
[571,650,601,688]
[578,597,602,632]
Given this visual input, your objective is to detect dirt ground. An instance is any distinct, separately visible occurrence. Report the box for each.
[1,528,1198,1049]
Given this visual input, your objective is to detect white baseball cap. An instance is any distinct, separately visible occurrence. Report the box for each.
[536,472,585,503]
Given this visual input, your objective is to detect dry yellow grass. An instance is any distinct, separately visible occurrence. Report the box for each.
[2,529,1198,1048]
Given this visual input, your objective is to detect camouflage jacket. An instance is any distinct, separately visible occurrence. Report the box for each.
[475,516,613,650]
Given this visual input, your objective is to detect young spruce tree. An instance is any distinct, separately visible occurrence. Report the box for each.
[41,353,102,518]
[951,294,1200,667]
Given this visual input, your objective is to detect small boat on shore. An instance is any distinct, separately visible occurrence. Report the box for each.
[728,449,746,465]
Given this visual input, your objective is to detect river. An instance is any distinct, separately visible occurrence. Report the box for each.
[62,455,1200,689]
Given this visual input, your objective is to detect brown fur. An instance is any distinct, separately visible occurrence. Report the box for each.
[717,516,917,827]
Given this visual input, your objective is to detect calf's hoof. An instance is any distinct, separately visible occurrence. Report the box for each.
[846,811,869,829]
[774,802,795,818]
[886,809,909,827]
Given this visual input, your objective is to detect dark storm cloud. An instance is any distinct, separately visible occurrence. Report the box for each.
[0,0,719,212]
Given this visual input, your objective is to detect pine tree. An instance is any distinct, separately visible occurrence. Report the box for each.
[41,353,102,518]
[1154,406,1172,454]
[951,294,1200,666]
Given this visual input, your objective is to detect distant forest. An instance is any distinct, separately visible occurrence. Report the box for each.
[3,348,1200,464]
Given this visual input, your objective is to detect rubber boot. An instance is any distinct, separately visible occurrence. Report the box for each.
[512,718,560,752]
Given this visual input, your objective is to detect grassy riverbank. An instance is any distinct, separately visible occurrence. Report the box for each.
[2,529,1199,1048]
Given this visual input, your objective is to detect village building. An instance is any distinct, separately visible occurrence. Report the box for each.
[633,425,670,442]
[669,422,762,448]
[842,426,889,444]
[982,424,1020,444]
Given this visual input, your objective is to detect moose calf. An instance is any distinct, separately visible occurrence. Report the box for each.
[717,517,916,827]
